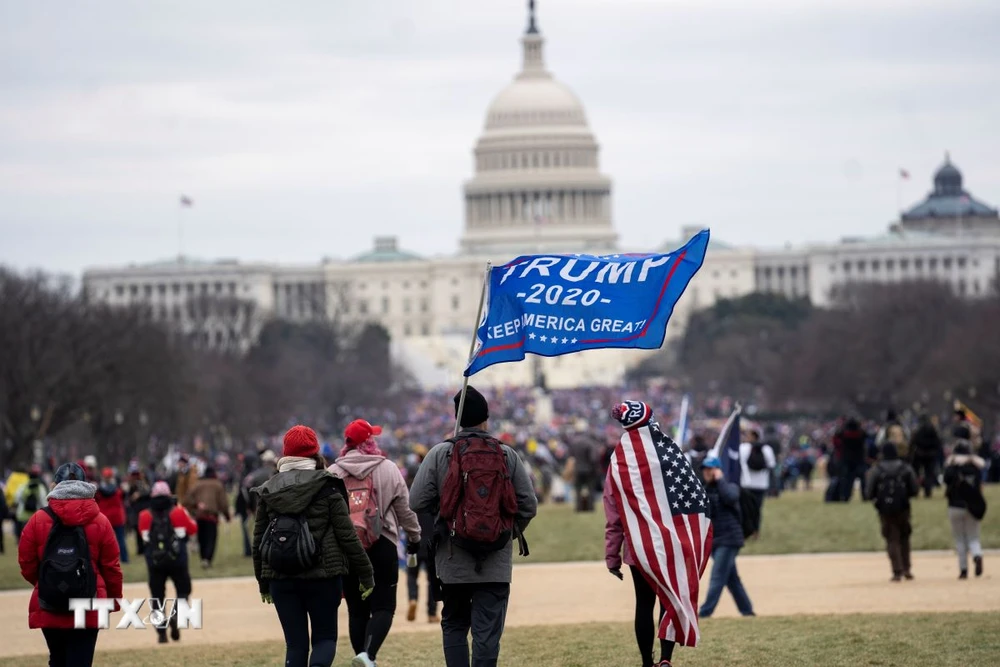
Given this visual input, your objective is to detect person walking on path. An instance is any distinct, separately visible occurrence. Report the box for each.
[253,425,375,667]
[329,418,423,667]
[404,446,440,624]
[698,456,755,619]
[865,443,919,581]
[184,466,230,569]
[910,415,943,498]
[17,462,123,667]
[138,481,198,643]
[943,442,987,579]
[96,467,129,564]
[738,429,774,535]
[409,386,538,667]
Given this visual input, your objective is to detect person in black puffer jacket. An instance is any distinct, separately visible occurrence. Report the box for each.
[698,457,755,619]
[253,426,374,667]
[943,442,986,579]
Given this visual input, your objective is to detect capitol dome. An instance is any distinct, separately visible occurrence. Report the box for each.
[460,2,617,256]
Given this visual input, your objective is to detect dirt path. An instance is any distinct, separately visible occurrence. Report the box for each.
[1,551,996,657]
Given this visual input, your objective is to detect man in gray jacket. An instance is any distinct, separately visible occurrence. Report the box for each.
[409,385,537,667]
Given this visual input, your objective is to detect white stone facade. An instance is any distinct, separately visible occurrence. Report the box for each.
[81,9,998,388]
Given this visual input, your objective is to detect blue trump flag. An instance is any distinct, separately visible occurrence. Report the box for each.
[464,229,709,377]
[710,406,743,485]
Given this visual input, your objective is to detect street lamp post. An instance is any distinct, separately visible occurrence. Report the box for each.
[137,411,149,465]
[30,405,43,467]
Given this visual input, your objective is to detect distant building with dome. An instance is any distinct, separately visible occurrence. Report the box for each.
[82,4,1000,388]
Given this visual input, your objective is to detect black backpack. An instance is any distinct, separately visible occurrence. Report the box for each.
[23,481,42,513]
[738,488,761,539]
[259,482,335,575]
[875,468,909,515]
[747,443,768,471]
[147,509,181,568]
[37,507,98,612]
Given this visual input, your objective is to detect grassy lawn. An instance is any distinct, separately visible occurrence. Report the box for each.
[2,485,998,590]
[0,613,996,666]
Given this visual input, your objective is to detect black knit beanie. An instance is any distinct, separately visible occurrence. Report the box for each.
[454,386,489,428]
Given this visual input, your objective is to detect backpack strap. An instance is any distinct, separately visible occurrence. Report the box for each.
[42,506,58,523]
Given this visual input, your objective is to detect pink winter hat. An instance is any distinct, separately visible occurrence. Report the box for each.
[151,481,172,497]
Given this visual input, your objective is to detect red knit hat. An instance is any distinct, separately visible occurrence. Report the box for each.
[283,425,320,458]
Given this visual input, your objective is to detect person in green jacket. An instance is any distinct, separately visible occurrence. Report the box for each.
[253,425,374,667]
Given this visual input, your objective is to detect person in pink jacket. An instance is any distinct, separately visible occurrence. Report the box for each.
[329,419,422,667]
[605,465,671,667]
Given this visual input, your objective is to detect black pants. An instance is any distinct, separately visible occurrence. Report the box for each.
[880,511,912,577]
[407,549,439,616]
[196,519,218,563]
[912,456,938,497]
[343,537,398,660]
[630,566,673,667]
[440,581,510,667]
[148,562,193,638]
[41,628,99,667]
[270,577,342,667]
[574,472,596,512]
[749,489,766,534]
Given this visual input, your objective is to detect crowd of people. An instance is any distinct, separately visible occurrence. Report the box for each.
[1,382,996,667]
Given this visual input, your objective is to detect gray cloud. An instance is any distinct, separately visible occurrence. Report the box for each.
[2,0,998,275]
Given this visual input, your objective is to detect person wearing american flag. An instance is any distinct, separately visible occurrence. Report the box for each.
[604,400,713,667]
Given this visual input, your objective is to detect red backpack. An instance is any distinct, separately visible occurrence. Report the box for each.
[439,436,519,566]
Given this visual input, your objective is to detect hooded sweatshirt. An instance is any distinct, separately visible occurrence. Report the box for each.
[329,450,422,545]
[18,480,123,629]
[252,469,374,594]
[943,450,986,511]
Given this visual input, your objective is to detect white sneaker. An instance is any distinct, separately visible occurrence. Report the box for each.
[351,653,376,667]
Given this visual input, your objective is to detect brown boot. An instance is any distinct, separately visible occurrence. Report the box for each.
[406,601,417,622]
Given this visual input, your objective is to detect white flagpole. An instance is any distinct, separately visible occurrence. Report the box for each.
[676,394,690,446]
[454,261,492,438]
[709,402,742,460]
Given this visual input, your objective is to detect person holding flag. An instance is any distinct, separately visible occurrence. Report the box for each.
[699,405,757,618]
[604,400,713,667]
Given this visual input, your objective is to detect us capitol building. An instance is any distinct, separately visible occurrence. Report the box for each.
[83,5,1000,389]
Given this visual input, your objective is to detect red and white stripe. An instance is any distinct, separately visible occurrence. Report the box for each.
[608,426,713,647]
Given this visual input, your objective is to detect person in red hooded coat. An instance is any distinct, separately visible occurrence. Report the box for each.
[96,467,129,564]
[18,462,124,667]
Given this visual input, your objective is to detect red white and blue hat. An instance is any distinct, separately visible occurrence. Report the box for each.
[612,400,653,430]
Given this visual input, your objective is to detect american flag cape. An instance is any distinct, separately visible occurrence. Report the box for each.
[608,421,713,646]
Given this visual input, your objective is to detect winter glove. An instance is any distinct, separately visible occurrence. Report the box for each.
[609,567,624,581]
[360,581,375,601]
[261,593,273,604]
[407,540,420,555]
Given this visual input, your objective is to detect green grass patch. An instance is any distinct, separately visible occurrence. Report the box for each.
[2,486,998,590]
[1,613,997,666]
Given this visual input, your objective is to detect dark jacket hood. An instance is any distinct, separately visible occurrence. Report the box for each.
[257,469,338,514]
[149,496,175,512]
[877,459,906,474]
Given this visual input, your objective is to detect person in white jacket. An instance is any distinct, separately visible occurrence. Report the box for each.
[739,429,775,536]
[329,419,422,667]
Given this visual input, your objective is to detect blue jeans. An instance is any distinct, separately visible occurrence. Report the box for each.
[699,545,753,617]
[113,525,129,564]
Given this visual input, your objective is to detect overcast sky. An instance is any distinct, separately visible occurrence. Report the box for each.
[2,0,999,276]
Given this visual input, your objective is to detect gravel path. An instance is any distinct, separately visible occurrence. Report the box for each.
[1,551,996,657]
